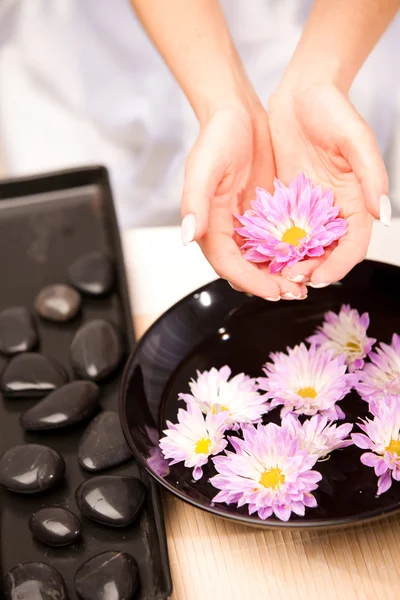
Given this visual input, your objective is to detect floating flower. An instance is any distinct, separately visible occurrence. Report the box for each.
[179,366,268,430]
[352,394,400,495]
[284,414,353,459]
[159,404,227,480]
[258,344,358,419]
[307,305,375,372]
[356,334,400,401]
[210,421,321,521]
[235,173,347,274]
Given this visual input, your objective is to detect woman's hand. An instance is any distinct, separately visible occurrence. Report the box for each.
[180,103,308,301]
[268,81,390,287]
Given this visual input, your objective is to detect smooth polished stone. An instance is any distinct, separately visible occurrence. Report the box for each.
[78,411,131,472]
[1,352,68,398]
[68,252,114,296]
[70,319,122,381]
[0,444,65,493]
[75,551,139,600]
[21,381,100,431]
[75,475,146,527]
[29,507,82,547]
[34,284,81,322]
[4,562,67,600]
[0,307,37,355]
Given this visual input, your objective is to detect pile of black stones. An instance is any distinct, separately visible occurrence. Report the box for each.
[0,252,145,599]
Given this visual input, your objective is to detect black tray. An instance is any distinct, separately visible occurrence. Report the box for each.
[0,167,172,599]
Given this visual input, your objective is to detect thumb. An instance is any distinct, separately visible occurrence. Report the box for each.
[181,133,226,245]
[342,113,390,226]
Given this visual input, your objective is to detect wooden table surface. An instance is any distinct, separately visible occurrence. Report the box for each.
[122,222,400,600]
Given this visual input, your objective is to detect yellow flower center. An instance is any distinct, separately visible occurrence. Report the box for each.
[297,387,318,399]
[211,404,228,415]
[282,226,307,247]
[385,439,400,456]
[345,339,361,353]
[195,437,211,455]
[259,468,285,489]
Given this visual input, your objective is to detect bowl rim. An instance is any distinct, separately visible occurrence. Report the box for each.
[119,268,400,529]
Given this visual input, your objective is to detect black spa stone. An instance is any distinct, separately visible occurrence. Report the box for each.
[70,319,122,381]
[21,380,100,431]
[75,551,139,600]
[78,411,131,472]
[0,444,65,493]
[68,252,114,296]
[29,507,82,547]
[1,352,68,398]
[34,284,81,322]
[4,562,67,600]
[0,306,37,355]
[75,475,146,527]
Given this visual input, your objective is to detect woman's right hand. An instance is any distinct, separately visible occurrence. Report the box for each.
[180,103,308,301]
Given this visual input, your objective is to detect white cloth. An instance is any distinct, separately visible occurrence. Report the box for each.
[0,0,399,228]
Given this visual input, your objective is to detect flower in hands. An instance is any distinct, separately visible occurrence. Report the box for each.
[258,343,358,419]
[352,394,400,495]
[235,173,347,274]
[179,365,268,430]
[356,334,400,401]
[307,304,376,371]
[210,421,321,521]
[159,404,227,480]
[284,414,353,460]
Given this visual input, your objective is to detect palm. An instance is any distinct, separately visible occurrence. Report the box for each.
[269,83,383,284]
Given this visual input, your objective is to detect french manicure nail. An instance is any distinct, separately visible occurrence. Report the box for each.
[379,194,391,227]
[265,296,281,302]
[228,281,242,292]
[181,213,197,245]
[282,292,302,300]
[309,282,330,289]
[287,274,309,284]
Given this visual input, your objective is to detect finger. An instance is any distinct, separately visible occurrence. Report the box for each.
[341,113,390,225]
[200,233,283,301]
[281,245,336,284]
[256,265,308,299]
[310,213,372,285]
[228,265,308,298]
[181,134,227,245]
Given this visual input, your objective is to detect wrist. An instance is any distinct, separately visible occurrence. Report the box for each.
[278,55,351,100]
[193,68,265,127]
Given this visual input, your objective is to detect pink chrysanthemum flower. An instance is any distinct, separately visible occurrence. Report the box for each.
[307,305,376,372]
[210,422,321,521]
[352,394,400,495]
[356,334,400,401]
[179,366,269,430]
[258,344,358,420]
[159,404,227,480]
[235,173,347,274]
[284,414,353,459]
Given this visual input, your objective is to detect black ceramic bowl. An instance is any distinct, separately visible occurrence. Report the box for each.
[120,260,400,529]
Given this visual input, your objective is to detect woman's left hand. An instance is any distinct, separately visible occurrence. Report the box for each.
[268,81,390,287]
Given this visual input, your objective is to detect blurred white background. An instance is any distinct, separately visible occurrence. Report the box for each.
[0,0,399,228]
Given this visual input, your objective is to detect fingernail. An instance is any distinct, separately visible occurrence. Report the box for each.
[379,194,391,227]
[228,281,242,292]
[181,213,197,245]
[308,282,330,289]
[287,274,309,284]
[282,292,302,300]
[265,296,281,302]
